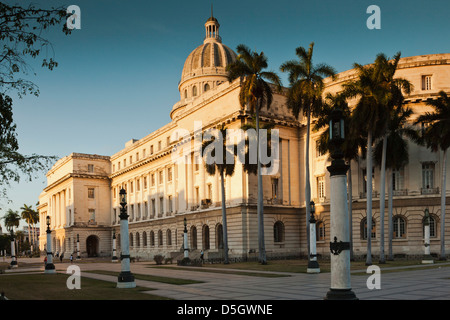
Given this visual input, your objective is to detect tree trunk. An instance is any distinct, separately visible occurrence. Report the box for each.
[379,135,387,264]
[366,130,373,266]
[388,168,394,260]
[220,170,229,264]
[255,107,266,264]
[305,109,311,256]
[440,148,447,260]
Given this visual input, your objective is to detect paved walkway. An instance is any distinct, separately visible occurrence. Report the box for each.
[4,257,450,300]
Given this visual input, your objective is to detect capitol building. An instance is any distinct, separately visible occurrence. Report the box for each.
[38,14,450,261]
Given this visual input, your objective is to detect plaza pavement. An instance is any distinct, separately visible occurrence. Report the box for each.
[3,257,450,300]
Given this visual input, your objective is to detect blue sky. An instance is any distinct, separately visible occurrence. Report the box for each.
[1,0,450,229]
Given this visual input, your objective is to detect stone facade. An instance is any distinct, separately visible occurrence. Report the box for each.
[38,15,450,261]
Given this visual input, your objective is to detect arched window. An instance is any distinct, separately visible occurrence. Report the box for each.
[216,224,223,249]
[143,231,147,247]
[316,221,326,241]
[184,89,188,99]
[190,226,197,250]
[274,221,284,243]
[393,216,406,239]
[150,231,155,246]
[204,83,210,92]
[166,229,172,246]
[202,225,210,250]
[158,230,163,246]
[361,218,376,240]
[136,232,140,248]
[192,86,197,97]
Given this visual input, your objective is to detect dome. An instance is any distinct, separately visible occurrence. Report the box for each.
[177,15,237,101]
[180,41,237,84]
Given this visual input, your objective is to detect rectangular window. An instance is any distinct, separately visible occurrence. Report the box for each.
[168,167,172,182]
[143,149,146,158]
[392,168,404,191]
[88,188,95,199]
[130,181,134,193]
[118,162,121,170]
[195,187,200,205]
[422,163,434,189]
[150,145,154,154]
[124,159,126,167]
[129,155,133,164]
[422,75,432,91]
[272,178,279,200]
[159,197,164,215]
[317,176,325,200]
[143,176,147,189]
[168,195,173,213]
[88,164,94,173]
[89,209,95,221]
[137,203,141,219]
[144,202,148,219]
[158,141,162,151]
[151,199,156,216]
[136,152,139,162]
[136,178,140,191]
[151,173,155,186]
[159,170,163,184]
[207,183,212,200]
[130,204,134,220]
[113,164,115,172]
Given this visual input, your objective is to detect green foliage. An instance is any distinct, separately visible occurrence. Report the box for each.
[0,3,69,199]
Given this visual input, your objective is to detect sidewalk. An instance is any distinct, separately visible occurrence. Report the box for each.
[4,257,450,300]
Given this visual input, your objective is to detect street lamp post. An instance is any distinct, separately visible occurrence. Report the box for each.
[9,229,17,269]
[325,108,357,300]
[44,216,56,274]
[183,217,189,259]
[76,234,80,260]
[112,230,118,262]
[116,188,136,288]
[422,208,434,264]
[307,201,320,273]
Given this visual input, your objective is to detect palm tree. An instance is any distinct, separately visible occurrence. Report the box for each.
[3,209,20,233]
[414,90,450,260]
[20,204,34,249]
[370,53,412,264]
[202,125,237,264]
[313,92,364,260]
[280,42,336,254]
[227,44,282,264]
[374,105,415,260]
[342,53,408,265]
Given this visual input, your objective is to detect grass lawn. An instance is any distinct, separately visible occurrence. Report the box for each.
[84,270,204,285]
[151,258,450,275]
[0,273,170,300]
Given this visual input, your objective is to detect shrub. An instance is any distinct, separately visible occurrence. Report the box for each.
[154,254,164,265]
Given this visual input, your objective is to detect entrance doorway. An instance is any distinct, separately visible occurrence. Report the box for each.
[86,235,99,257]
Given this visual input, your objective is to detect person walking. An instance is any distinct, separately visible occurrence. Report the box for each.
[70,254,73,264]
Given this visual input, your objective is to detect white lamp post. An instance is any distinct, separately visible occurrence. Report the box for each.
[307,201,320,273]
[183,217,189,259]
[422,208,434,264]
[9,229,17,269]
[44,216,55,274]
[112,230,118,262]
[116,188,136,288]
[325,108,357,300]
